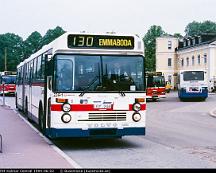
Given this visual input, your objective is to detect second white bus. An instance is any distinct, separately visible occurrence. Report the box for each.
[177,70,208,101]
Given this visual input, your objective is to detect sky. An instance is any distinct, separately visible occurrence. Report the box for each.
[0,0,216,40]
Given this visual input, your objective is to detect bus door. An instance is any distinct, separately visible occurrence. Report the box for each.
[45,54,53,130]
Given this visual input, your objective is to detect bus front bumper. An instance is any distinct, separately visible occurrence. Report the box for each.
[178,88,208,98]
[45,127,145,139]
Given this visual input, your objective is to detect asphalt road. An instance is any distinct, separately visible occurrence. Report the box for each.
[1,92,216,168]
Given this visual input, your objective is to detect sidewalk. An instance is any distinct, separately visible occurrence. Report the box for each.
[0,104,74,168]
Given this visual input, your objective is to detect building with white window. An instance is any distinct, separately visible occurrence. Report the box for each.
[156,36,179,89]
[156,34,216,91]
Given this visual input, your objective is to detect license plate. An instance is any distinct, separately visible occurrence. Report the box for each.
[94,104,112,109]
[189,87,199,92]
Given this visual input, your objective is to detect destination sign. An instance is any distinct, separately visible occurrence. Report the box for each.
[67,34,134,49]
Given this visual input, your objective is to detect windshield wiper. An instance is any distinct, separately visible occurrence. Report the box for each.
[79,76,100,96]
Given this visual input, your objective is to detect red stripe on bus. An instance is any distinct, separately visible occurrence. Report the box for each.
[51,104,113,111]
[51,104,146,111]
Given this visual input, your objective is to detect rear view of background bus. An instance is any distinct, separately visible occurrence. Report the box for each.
[0,71,16,96]
[146,72,166,101]
[177,70,208,101]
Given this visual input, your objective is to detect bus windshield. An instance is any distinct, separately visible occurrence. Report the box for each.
[1,75,16,84]
[54,55,144,92]
[147,76,165,87]
[183,71,204,81]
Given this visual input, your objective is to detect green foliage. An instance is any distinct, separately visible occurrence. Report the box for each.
[23,31,42,60]
[0,33,23,71]
[173,33,183,39]
[143,25,165,72]
[39,26,66,48]
[185,20,216,36]
[0,26,66,72]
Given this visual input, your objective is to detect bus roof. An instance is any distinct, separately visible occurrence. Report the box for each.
[17,32,144,69]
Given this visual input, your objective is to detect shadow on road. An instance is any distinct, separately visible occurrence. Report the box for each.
[52,137,142,150]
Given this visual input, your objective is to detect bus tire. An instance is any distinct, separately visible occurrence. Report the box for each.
[39,103,46,135]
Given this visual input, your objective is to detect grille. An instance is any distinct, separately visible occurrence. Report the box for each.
[78,112,126,121]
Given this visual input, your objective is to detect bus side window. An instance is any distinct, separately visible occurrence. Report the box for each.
[36,55,42,81]
[20,66,23,85]
[41,55,45,80]
[33,57,37,82]
[29,60,34,84]
[16,68,19,85]
[26,63,30,83]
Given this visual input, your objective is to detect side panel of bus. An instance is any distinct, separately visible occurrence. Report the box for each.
[24,54,46,124]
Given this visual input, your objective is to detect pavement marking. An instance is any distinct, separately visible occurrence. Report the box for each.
[209,108,216,118]
[0,97,82,168]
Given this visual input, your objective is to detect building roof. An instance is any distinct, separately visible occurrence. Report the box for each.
[177,33,216,51]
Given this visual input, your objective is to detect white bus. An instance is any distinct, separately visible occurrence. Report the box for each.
[177,70,208,101]
[16,32,146,139]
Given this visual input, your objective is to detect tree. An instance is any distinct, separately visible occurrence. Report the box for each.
[185,20,216,36]
[0,26,66,72]
[143,25,165,71]
[0,33,23,71]
[23,31,42,60]
[40,26,66,48]
[173,33,183,39]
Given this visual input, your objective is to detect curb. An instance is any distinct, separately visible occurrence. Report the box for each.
[0,97,82,168]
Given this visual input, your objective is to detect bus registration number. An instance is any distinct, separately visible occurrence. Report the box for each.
[94,104,112,109]
[189,87,199,92]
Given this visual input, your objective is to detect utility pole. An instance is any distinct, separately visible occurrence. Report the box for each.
[4,48,7,71]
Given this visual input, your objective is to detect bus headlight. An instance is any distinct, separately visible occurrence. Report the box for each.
[62,103,71,112]
[133,103,141,111]
[132,113,141,122]
[61,113,71,123]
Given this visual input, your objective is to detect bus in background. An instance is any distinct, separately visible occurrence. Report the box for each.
[177,70,208,101]
[146,72,166,101]
[0,71,16,96]
[16,32,146,139]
